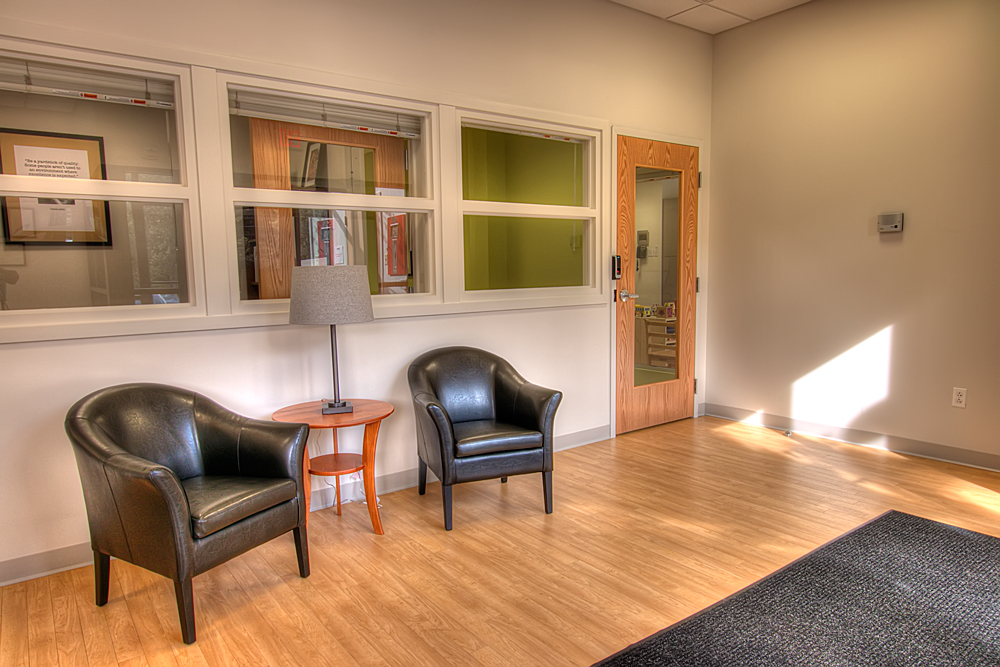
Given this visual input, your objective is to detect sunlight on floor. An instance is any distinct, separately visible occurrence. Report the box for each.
[792,326,893,426]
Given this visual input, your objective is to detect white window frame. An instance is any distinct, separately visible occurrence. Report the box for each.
[0,37,611,343]
[0,41,206,344]
[446,109,605,309]
[214,74,444,319]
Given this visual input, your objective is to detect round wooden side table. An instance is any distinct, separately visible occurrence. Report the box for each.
[273,399,394,535]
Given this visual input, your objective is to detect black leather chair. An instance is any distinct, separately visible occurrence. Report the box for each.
[65,383,311,644]
[407,347,562,530]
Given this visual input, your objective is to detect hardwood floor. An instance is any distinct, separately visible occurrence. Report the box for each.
[4,416,1000,666]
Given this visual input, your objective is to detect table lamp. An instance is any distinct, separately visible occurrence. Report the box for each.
[289,265,374,414]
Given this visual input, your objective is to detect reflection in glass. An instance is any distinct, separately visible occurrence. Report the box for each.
[633,167,680,387]
[0,201,187,310]
[288,142,375,194]
[235,206,428,300]
[464,215,589,290]
[229,115,416,197]
[0,53,180,184]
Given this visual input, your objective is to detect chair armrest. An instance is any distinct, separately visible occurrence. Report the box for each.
[511,382,563,435]
[100,452,196,582]
[235,418,309,481]
[410,389,458,483]
[411,391,455,442]
[194,395,307,481]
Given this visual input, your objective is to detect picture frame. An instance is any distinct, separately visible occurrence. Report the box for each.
[0,129,113,245]
[301,141,322,190]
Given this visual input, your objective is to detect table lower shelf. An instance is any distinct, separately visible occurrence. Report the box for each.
[309,452,363,477]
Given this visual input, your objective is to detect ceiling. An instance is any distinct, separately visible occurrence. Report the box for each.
[607,0,814,34]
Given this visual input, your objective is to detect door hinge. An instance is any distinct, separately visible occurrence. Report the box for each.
[694,379,698,394]
[698,172,702,188]
[696,277,700,293]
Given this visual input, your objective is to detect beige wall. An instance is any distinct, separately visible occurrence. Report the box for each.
[707,0,1000,454]
[0,0,712,573]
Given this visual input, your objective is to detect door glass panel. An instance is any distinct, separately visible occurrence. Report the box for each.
[633,167,681,387]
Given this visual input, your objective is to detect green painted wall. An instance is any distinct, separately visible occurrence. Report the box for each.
[462,127,585,290]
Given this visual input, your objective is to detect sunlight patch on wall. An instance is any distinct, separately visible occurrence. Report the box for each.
[792,326,893,428]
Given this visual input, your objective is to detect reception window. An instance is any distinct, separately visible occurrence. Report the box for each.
[228,87,424,197]
[227,85,433,302]
[462,125,587,207]
[235,206,429,299]
[0,53,189,312]
[460,121,596,293]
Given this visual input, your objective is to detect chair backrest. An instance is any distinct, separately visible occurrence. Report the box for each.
[66,383,206,479]
[409,347,511,423]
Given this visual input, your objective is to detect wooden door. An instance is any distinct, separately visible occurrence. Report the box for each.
[615,135,698,433]
[248,117,407,299]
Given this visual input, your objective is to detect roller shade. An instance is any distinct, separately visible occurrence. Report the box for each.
[228,86,421,139]
[0,53,175,109]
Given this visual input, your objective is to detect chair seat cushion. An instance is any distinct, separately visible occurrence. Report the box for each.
[452,420,543,458]
[183,476,297,539]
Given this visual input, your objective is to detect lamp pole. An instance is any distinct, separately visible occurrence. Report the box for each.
[328,323,346,411]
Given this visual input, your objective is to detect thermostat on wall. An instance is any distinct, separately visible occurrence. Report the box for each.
[878,212,903,233]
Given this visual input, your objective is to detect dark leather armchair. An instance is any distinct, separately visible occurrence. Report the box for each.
[408,347,562,530]
[65,383,310,644]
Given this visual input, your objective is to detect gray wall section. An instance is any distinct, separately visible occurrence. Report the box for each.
[706,0,1000,458]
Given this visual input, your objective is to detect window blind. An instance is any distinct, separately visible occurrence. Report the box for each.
[0,54,175,108]
[228,86,421,139]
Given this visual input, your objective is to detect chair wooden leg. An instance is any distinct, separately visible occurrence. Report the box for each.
[418,458,427,495]
[442,484,453,531]
[94,551,110,606]
[501,477,508,483]
[543,471,553,514]
[293,525,310,578]
[175,579,196,644]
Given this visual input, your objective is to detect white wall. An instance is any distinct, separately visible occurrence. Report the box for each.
[634,180,663,307]
[707,0,1000,455]
[0,0,712,572]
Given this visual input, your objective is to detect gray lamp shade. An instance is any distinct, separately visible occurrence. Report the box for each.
[288,265,374,326]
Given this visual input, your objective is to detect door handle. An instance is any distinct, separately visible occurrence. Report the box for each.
[619,289,637,301]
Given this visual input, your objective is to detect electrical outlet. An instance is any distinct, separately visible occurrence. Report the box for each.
[952,387,967,409]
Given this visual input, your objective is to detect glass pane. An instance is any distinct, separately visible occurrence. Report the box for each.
[288,142,374,194]
[633,167,680,387]
[464,215,588,290]
[0,201,187,310]
[235,206,428,300]
[0,58,180,184]
[462,126,586,206]
[228,89,422,196]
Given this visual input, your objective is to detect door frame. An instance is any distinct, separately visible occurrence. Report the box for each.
[610,126,707,434]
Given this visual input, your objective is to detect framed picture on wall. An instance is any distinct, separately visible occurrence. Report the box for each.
[301,141,321,190]
[0,128,113,245]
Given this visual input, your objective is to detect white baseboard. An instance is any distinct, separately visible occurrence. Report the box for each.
[704,403,1000,473]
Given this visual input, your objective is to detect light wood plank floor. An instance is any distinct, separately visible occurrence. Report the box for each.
[4,416,1000,666]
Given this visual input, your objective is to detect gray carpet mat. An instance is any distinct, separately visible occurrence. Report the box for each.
[595,510,1000,666]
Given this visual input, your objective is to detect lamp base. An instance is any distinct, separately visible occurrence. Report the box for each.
[322,400,354,415]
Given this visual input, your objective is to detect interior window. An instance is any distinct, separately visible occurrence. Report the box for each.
[462,125,587,206]
[0,54,188,311]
